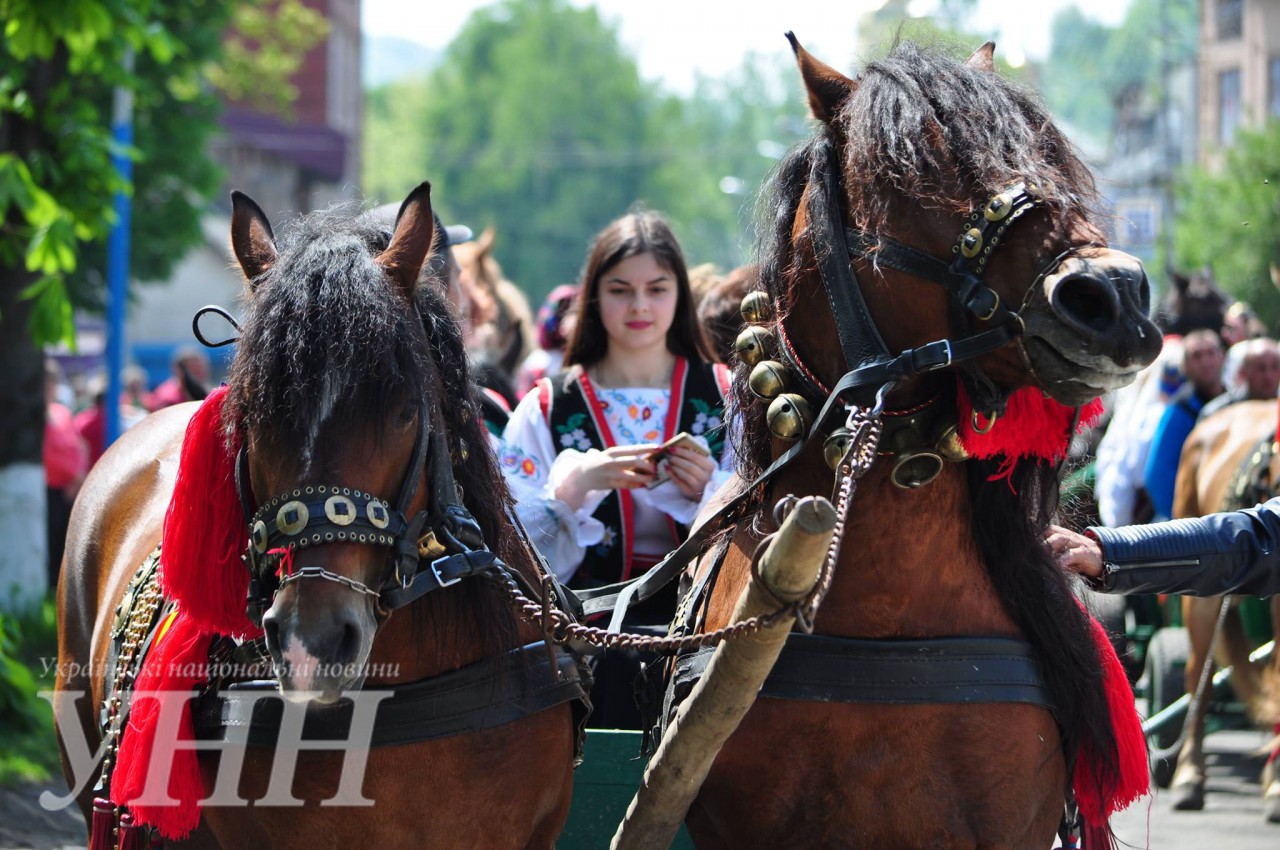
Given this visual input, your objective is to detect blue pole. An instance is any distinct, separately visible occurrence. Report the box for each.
[105,50,134,447]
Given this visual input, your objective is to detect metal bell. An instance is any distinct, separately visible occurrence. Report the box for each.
[823,428,852,470]
[740,291,772,324]
[933,422,970,462]
[733,326,772,367]
[890,449,945,489]
[748,360,789,400]
[766,393,811,441]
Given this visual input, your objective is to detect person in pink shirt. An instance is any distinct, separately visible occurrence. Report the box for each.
[44,360,88,584]
[144,346,210,411]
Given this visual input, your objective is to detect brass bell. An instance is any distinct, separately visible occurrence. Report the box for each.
[733,326,772,367]
[932,422,970,463]
[960,227,983,258]
[740,291,772,324]
[890,449,945,489]
[823,428,852,470]
[766,393,811,441]
[748,360,789,400]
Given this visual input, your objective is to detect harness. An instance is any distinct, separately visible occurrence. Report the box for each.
[566,134,1089,746]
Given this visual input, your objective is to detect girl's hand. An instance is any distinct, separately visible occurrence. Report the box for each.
[555,445,657,509]
[1044,525,1104,579]
[662,445,717,501]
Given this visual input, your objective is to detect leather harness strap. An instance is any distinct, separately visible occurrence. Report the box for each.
[191,641,589,749]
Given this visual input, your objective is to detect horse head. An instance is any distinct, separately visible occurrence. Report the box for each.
[1155,265,1232,336]
[775,37,1160,415]
[226,184,474,704]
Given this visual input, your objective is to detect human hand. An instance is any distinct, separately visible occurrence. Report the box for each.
[1043,525,1104,579]
[555,445,657,509]
[660,445,717,500]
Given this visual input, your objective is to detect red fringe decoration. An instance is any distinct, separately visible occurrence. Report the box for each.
[110,610,212,839]
[158,387,255,638]
[112,388,263,838]
[956,382,1104,464]
[1073,612,1150,847]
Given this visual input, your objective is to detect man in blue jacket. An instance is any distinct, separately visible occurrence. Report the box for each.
[1047,501,1280,597]
[1141,330,1225,520]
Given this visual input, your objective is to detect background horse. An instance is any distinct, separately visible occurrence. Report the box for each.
[54,185,579,847]
[1154,266,1233,338]
[1170,399,1280,816]
[685,39,1159,847]
[454,226,535,399]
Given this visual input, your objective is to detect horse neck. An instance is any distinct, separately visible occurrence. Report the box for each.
[770,457,1020,640]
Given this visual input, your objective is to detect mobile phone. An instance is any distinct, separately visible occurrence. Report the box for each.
[644,433,709,487]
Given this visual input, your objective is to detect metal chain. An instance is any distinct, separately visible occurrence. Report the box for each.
[488,399,886,655]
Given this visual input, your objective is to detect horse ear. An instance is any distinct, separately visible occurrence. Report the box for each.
[786,32,854,124]
[966,42,996,72]
[374,181,437,299]
[230,191,278,289]
[476,226,496,260]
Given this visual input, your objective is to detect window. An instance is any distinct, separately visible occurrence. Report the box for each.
[1219,69,1242,145]
[1271,58,1280,118]
[1217,0,1243,40]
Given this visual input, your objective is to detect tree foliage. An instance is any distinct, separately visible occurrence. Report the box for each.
[364,0,806,306]
[1173,123,1280,326]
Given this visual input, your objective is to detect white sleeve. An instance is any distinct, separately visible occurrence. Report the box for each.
[495,391,606,583]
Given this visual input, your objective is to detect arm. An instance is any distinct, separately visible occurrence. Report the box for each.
[1047,497,1280,596]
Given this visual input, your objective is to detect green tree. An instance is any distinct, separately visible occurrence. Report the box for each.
[0,0,324,612]
[1173,123,1280,326]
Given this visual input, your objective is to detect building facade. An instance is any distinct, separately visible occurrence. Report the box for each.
[1198,0,1280,165]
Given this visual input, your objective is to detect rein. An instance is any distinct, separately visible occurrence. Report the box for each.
[572,134,1072,631]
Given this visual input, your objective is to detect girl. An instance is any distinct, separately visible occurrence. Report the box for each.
[498,211,731,599]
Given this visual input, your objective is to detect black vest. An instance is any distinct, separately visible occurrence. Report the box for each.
[537,358,728,588]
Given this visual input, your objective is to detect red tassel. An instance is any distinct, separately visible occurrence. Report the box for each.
[158,387,255,638]
[1072,611,1150,841]
[89,797,115,850]
[110,610,211,840]
[956,381,1104,463]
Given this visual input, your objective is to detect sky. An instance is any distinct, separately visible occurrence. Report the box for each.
[361,0,1134,94]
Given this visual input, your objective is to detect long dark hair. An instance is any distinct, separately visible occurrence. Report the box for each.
[564,209,710,367]
[737,41,1119,799]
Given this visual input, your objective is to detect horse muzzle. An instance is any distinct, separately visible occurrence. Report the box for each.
[262,584,376,705]
[1020,247,1162,405]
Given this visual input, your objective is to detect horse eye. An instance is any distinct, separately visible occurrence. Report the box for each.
[398,403,416,425]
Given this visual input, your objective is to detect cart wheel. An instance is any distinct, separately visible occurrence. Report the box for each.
[1144,626,1189,789]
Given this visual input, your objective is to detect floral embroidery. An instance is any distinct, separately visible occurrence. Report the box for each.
[499,445,541,479]
[598,388,669,445]
[554,412,594,451]
[593,526,617,557]
[690,398,726,455]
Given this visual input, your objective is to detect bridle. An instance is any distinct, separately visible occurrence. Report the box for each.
[238,394,494,626]
[777,133,1081,420]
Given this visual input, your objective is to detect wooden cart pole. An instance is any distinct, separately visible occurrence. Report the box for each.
[610,495,837,850]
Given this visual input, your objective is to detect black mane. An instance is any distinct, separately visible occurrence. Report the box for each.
[225,203,533,647]
[735,41,1120,802]
[840,41,1098,231]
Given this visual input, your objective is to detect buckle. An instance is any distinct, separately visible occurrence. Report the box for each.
[911,340,953,372]
[429,555,463,588]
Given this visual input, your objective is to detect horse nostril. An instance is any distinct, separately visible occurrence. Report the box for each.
[1051,274,1117,334]
[336,620,360,665]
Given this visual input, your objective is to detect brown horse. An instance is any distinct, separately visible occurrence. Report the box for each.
[1169,399,1280,816]
[454,227,535,389]
[54,185,583,847]
[680,39,1161,847]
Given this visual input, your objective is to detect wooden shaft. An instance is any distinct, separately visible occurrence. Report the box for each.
[610,496,837,850]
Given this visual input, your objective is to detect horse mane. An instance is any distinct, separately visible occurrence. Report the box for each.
[734,41,1120,798]
[225,203,534,653]
[840,41,1099,232]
